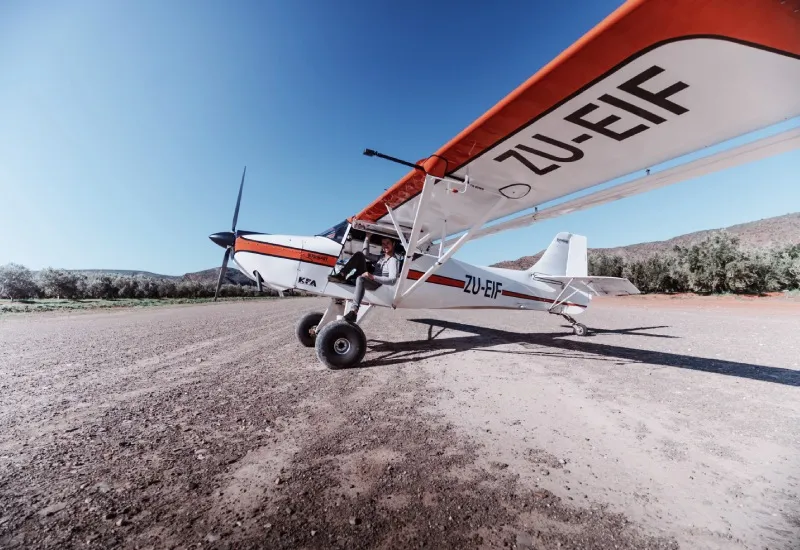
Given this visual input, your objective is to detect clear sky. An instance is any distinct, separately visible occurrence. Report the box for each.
[1,0,798,275]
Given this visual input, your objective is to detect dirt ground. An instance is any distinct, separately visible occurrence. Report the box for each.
[1,295,798,549]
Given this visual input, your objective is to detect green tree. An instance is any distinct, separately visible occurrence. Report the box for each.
[0,263,39,300]
[115,276,139,299]
[588,252,624,277]
[137,277,161,299]
[87,275,118,299]
[768,245,800,290]
[724,257,764,294]
[157,279,177,298]
[682,232,741,293]
[38,268,85,299]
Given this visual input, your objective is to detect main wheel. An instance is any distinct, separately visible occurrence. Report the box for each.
[315,319,367,370]
[296,311,324,347]
[573,323,588,337]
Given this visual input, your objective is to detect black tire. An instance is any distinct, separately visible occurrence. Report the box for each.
[573,323,588,337]
[296,311,324,347]
[315,320,367,369]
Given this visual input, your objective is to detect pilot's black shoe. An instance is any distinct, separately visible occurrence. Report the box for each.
[327,272,346,283]
[343,310,358,323]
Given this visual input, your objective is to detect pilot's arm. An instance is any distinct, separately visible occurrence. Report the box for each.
[362,233,380,262]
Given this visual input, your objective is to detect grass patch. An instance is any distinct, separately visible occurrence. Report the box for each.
[0,296,280,315]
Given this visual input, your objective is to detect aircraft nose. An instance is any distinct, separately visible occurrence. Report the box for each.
[209,231,236,249]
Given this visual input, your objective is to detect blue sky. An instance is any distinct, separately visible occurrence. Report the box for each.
[1,0,798,275]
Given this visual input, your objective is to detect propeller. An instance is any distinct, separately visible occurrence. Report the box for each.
[231,166,245,234]
[210,166,246,301]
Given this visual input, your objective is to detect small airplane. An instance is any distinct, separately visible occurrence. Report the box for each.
[209,0,800,369]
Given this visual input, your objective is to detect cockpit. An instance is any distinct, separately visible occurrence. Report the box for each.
[316,220,408,272]
[315,220,350,244]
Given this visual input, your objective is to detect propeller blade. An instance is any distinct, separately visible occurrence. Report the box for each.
[231,166,246,232]
[214,247,231,302]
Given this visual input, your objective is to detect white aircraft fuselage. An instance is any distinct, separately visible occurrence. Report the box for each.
[221,228,589,316]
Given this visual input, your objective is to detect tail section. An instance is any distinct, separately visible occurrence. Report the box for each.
[528,232,587,277]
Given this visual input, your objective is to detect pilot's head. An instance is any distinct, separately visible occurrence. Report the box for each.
[381,237,395,256]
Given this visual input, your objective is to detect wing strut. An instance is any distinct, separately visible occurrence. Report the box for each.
[392,175,436,306]
[416,233,434,249]
[547,278,582,314]
[384,203,409,250]
[439,220,447,257]
[393,175,507,307]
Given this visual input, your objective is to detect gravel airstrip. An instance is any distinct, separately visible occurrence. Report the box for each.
[1,295,798,549]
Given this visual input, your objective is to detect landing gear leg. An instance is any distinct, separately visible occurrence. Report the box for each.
[295,298,344,347]
[560,313,588,337]
[547,280,589,336]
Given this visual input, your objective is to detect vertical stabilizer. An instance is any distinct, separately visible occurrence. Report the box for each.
[529,232,588,277]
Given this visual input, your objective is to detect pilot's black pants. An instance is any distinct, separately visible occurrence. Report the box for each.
[341,252,381,310]
[339,251,370,279]
[352,275,381,309]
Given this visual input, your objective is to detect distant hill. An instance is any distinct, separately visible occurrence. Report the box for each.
[491,212,800,271]
[181,267,254,285]
[68,269,182,280]
[60,267,254,286]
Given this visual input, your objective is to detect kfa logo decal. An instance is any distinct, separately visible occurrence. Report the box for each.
[298,277,317,287]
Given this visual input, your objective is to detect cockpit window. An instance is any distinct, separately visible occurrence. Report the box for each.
[316,220,349,244]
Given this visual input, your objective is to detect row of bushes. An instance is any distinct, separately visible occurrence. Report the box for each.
[0,266,290,301]
[588,232,800,294]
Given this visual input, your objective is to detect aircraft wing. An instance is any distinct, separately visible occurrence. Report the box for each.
[539,276,641,297]
[352,0,800,242]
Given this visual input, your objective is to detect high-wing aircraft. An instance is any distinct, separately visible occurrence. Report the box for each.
[209,0,800,369]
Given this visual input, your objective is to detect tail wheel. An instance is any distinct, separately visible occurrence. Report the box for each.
[573,323,588,337]
[295,312,324,347]
[315,320,367,369]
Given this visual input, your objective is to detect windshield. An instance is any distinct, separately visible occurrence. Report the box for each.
[316,220,349,244]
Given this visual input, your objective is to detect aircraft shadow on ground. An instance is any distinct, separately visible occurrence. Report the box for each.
[359,318,800,388]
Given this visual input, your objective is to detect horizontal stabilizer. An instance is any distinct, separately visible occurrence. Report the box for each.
[539,276,640,297]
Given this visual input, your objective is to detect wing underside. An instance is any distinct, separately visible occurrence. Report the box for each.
[539,276,641,297]
[352,0,800,241]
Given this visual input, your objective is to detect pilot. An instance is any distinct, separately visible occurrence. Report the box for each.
[329,233,399,323]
